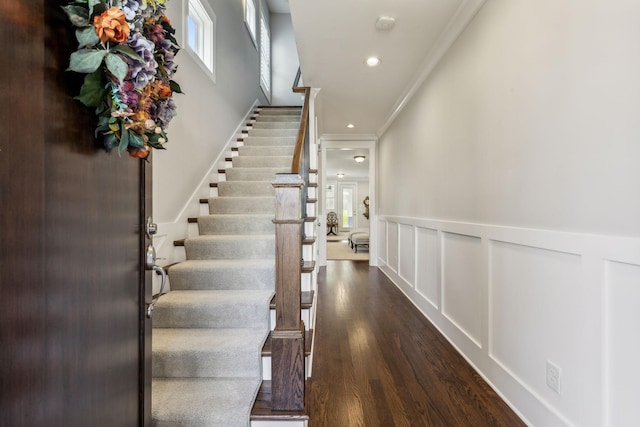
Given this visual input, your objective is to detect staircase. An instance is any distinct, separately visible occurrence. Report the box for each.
[151,107,307,426]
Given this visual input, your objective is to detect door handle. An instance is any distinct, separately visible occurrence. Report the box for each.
[147,264,166,318]
[144,240,167,318]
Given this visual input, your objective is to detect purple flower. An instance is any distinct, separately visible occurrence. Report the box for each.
[127,32,158,89]
[151,98,177,127]
[122,0,139,21]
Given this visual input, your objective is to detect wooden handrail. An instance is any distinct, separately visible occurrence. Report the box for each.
[290,81,310,174]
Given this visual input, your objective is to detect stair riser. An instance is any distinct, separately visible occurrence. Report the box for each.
[246,129,298,137]
[250,122,299,130]
[197,216,275,235]
[154,303,270,329]
[154,352,261,379]
[225,168,288,181]
[238,146,295,157]
[232,156,292,168]
[240,137,296,146]
[256,109,301,116]
[253,115,301,122]
[170,267,275,291]
[217,182,275,197]
[208,197,275,214]
[185,237,275,260]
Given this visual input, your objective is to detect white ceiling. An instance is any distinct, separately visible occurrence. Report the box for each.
[325,149,369,181]
[267,0,485,177]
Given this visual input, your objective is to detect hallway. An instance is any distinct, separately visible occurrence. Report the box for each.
[309,261,525,427]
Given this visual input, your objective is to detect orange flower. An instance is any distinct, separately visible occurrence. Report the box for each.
[128,145,150,159]
[94,7,130,44]
[156,82,172,98]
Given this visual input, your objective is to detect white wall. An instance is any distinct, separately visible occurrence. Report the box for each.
[377,1,640,426]
[271,13,303,106]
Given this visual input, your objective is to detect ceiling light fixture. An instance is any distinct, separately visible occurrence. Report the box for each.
[337,172,345,178]
[346,123,355,129]
[353,155,366,163]
[365,56,381,67]
[375,16,396,31]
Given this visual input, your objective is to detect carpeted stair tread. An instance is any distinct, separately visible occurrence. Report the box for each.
[185,234,275,260]
[208,196,275,214]
[169,259,275,290]
[153,290,273,328]
[152,377,260,427]
[197,214,275,235]
[153,328,267,378]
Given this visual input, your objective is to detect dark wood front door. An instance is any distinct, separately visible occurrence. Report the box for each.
[0,1,151,425]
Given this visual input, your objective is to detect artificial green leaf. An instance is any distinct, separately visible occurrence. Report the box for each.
[74,69,105,107]
[119,126,130,152]
[69,49,107,73]
[92,1,107,16]
[88,0,103,15]
[61,5,90,27]
[105,53,128,83]
[112,44,144,62]
[169,80,183,94]
[76,27,99,48]
[128,132,145,149]
[103,133,118,151]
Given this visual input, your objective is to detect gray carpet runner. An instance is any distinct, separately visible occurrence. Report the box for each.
[152,107,301,426]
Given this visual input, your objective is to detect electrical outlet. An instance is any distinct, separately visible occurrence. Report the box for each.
[546,360,561,394]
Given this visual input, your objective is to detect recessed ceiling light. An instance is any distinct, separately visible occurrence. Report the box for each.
[337,172,345,178]
[346,123,355,129]
[365,56,381,67]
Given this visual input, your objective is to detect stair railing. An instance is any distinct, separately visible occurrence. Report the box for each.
[270,67,310,411]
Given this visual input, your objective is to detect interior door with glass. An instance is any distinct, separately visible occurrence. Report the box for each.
[338,182,357,232]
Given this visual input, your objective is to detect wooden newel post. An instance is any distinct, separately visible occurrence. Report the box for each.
[271,173,305,411]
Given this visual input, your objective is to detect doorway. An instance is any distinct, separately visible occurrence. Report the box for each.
[320,141,377,266]
[337,182,357,232]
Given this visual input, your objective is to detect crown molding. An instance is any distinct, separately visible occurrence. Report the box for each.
[376,0,487,137]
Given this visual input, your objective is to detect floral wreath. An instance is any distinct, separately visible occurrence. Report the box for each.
[63,0,182,159]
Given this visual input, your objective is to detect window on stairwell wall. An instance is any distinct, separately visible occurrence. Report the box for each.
[186,0,216,82]
[259,6,271,101]
[244,0,257,47]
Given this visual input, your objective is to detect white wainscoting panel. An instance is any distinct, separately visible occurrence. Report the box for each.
[416,227,439,309]
[378,220,388,264]
[605,260,640,427]
[490,241,597,426]
[442,232,484,348]
[398,224,416,286]
[388,222,399,273]
[377,215,640,427]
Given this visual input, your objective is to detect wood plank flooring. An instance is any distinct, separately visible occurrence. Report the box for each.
[309,261,526,427]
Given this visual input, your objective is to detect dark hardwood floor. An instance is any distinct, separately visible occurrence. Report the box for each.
[309,261,526,427]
